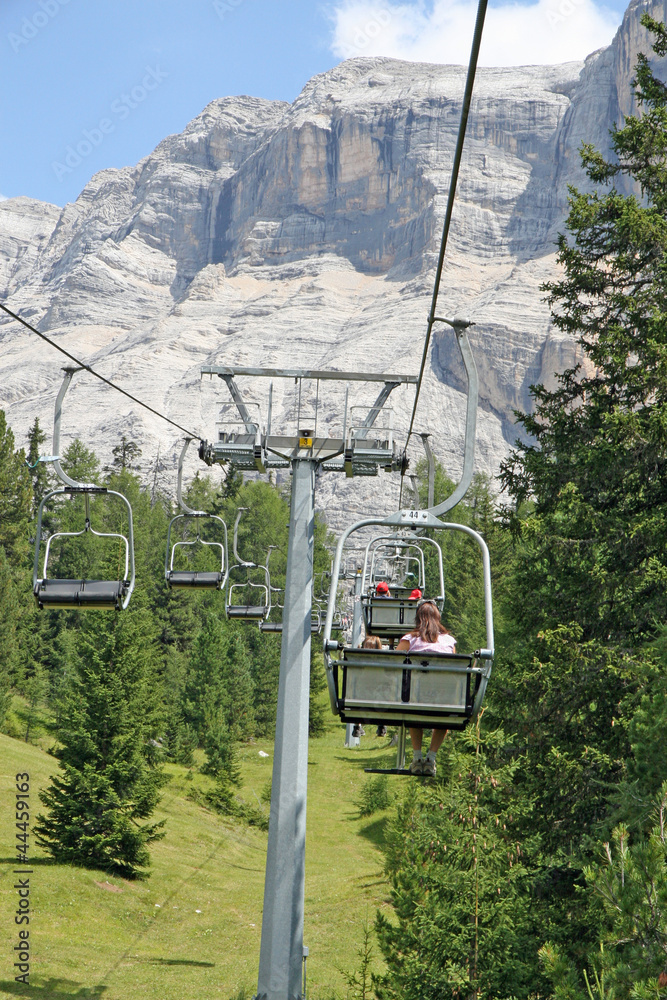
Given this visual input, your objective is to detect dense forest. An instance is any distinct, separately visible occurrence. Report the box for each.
[0,421,332,875]
[2,15,667,998]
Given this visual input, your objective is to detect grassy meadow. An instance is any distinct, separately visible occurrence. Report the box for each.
[0,711,401,999]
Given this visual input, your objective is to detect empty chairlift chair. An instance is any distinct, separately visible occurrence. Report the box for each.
[33,367,136,611]
[226,510,272,621]
[165,438,229,591]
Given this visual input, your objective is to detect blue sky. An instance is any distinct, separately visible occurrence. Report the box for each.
[1,0,627,207]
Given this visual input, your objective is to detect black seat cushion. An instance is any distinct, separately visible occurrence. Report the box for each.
[34,579,125,609]
[167,571,223,589]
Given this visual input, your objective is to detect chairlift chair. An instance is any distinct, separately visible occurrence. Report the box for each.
[322,511,494,774]
[361,534,444,641]
[165,438,229,590]
[32,368,136,611]
[226,511,272,620]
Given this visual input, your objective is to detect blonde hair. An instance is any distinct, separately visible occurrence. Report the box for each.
[362,635,383,649]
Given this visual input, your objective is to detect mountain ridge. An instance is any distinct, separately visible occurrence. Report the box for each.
[1,0,666,525]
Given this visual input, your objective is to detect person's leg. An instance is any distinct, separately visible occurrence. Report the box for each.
[428,728,448,754]
[409,727,423,755]
[423,728,448,776]
[409,727,424,774]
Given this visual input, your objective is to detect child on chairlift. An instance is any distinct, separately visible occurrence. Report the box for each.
[351,634,387,738]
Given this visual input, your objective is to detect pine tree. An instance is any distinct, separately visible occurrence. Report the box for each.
[246,629,281,737]
[34,609,166,878]
[183,613,229,739]
[376,719,539,1000]
[0,411,32,726]
[221,627,255,739]
[308,645,327,738]
[107,435,142,473]
[0,410,31,558]
[541,785,667,999]
[201,709,241,814]
[0,548,19,727]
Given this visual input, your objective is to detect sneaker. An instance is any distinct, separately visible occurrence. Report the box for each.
[409,757,424,776]
[422,757,436,778]
[352,725,362,738]
[376,725,387,737]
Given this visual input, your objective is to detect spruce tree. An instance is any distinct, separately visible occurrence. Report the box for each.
[541,785,667,998]
[0,410,31,558]
[26,416,51,514]
[35,608,166,878]
[0,411,31,726]
[201,709,241,814]
[221,627,255,739]
[0,548,19,727]
[247,629,281,737]
[500,15,667,645]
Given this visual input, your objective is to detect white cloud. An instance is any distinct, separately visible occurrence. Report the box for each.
[0,194,7,201]
[329,0,621,66]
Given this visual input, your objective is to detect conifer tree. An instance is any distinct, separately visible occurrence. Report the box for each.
[376,719,538,1000]
[246,629,281,737]
[26,416,51,514]
[183,613,229,739]
[0,411,31,725]
[541,784,667,998]
[35,608,166,878]
[221,627,255,739]
[0,549,19,727]
[0,410,31,558]
[201,709,242,814]
[501,15,667,645]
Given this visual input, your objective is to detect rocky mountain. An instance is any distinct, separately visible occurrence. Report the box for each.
[1,0,666,525]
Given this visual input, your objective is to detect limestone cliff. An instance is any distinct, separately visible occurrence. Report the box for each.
[1,0,665,524]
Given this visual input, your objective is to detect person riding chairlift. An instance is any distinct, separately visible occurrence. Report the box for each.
[375,581,391,597]
[352,634,387,738]
[396,600,455,778]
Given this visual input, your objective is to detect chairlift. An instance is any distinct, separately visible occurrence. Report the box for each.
[323,512,493,773]
[322,318,493,773]
[259,595,330,635]
[226,510,272,620]
[361,533,444,640]
[165,438,229,590]
[32,368,136,611]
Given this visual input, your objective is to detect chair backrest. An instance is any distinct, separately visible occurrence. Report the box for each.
[340,647,481,730]
[362,596,419,637]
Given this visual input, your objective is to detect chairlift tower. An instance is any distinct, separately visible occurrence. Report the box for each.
[199,366,417,1000]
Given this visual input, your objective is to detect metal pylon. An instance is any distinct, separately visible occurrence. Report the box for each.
[199,366,415,999]
[345,569,363,747]
[256,459,315,1000]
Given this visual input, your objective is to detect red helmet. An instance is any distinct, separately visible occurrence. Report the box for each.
[376,581,389,594]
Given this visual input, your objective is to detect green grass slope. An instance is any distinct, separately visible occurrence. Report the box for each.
[0,722,401,999]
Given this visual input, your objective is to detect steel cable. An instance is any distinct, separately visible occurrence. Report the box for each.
[399,0,488,507]
[0,301,201,440]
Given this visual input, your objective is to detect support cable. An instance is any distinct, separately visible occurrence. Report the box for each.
[0,301,201,440]
[399,0,487,506]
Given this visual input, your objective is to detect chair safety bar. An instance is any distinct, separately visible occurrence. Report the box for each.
[165,513,228,590]
[33,487,136,611]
